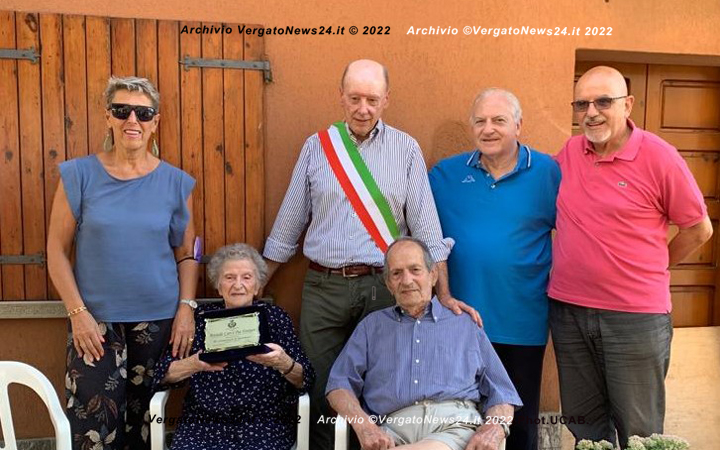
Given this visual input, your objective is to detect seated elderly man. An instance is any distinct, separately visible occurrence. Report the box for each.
[326,237,522,450]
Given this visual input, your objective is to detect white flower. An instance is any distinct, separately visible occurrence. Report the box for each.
[64,373,73,391]
[83,353,96,367]
[85,428,115,450]
[131,365,146,385]
[132,322,149,331]
[65,373,78,408]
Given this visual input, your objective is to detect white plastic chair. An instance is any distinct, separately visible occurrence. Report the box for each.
[0,361,72,450]
[334,415,349,450]
[150,390,310,450]
[333,414,506,450]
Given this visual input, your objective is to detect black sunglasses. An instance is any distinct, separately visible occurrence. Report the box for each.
[109,103,158,122]
[571,96,627,113]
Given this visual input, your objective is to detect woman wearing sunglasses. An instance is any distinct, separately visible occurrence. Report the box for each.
[47,76,198,450]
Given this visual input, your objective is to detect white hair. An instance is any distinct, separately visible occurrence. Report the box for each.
[469,88,522,124]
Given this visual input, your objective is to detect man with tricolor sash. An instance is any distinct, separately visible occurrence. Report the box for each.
[263,59,477,449]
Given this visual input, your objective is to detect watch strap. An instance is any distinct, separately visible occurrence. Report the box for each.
[179,299,198,309]
[499,422,510,438]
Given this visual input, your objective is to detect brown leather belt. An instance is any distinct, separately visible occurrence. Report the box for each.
[308,261,383,278]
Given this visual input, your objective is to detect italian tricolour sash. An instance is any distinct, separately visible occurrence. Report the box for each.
[318,122,400,253]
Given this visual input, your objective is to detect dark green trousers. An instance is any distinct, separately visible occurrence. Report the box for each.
[300,269,395,450]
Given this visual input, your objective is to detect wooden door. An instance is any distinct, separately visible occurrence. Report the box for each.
[645,65,720,327]
[0,11,266,301]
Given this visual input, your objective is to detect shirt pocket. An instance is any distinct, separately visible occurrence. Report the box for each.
[430,340,476,390]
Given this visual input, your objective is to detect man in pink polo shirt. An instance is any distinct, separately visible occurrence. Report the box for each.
[548,66,713,448]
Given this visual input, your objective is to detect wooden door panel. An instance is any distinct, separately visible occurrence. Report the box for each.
[671,267,716,286]
[63,16,89,162]
[681,151,720,197]
[201,27,225,297]
[179,23,205,294]
[85,16,112,156]
[223,31,247,246]
[646,65,720,151]
[244,28,266,250]
[0,11,22,300]
[135,19,158,85]
[670,288,714,327]
[157,20,181,168]
[39,14,66,300]
[110,18,135,77]
[17,12,47,300]
[661,84,720,130]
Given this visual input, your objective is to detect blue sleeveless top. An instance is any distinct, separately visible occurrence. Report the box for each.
[59,155,195,322]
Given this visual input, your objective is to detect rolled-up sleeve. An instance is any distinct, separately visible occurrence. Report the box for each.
[325,320,368,398]
[263,138,315,262]
[405,143,453,262]
[476,329,523,413]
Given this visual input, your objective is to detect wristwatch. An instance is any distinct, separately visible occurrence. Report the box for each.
[499,422,510,438]
[179,299,198,310]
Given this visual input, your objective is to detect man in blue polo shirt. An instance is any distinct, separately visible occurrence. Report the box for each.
[429,88,560,450]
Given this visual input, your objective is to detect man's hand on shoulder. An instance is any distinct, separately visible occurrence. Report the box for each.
[464,423,504,450]
[439,295,483,327]
[355,421,395,450]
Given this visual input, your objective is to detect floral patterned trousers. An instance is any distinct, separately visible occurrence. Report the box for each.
[65,319,173,450]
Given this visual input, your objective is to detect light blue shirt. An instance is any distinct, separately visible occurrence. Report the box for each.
[326,297,522,416]
[429,146,560,345]
[60,155,195,322]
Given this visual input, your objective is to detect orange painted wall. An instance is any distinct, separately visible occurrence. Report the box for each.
[2,0,720,439]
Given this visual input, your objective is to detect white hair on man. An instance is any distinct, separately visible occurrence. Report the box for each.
[469,87,523,124]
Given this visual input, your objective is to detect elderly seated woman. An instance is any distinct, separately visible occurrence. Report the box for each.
[152,243,314,450]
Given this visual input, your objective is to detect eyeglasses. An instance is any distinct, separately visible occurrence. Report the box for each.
[571,96,627,113]
[109,103,157,122]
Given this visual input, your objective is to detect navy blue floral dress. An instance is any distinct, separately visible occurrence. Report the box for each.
[152,301,314,450]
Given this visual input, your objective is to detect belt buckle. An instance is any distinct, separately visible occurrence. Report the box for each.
[342,266,361,278]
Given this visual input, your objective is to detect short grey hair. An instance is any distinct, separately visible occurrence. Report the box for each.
[383,237,435,281]
[104,76,160,111]
[469,88,522,124]
[206,243,268,289]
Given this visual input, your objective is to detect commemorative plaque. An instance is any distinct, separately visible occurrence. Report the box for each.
[198,305,272,362]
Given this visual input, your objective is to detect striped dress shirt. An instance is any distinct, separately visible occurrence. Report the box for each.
[325,297,523,417]
[263,120,452,267]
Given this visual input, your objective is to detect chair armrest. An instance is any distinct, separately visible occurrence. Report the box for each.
[333,415,349,450]
[149,390,171,450]
[296,393,310,450]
